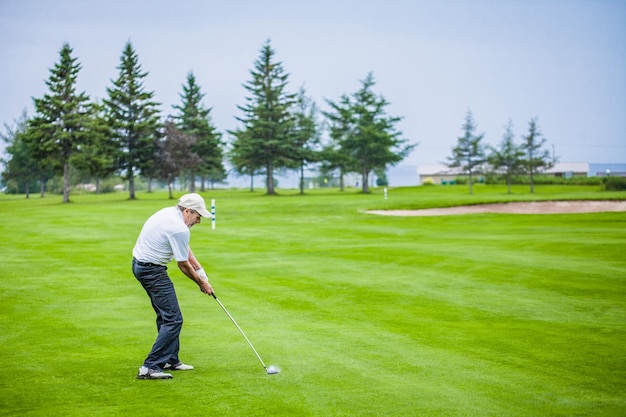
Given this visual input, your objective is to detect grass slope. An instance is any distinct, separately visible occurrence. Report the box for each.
[0,185,625,416]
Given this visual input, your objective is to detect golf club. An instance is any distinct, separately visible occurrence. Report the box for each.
[211,293,280,375]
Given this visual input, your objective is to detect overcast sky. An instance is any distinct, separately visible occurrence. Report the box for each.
[1,0,625,166]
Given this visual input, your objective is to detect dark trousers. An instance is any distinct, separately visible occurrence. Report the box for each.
[132,259,183,371]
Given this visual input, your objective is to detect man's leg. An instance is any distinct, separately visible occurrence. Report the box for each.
[133,263,183,371]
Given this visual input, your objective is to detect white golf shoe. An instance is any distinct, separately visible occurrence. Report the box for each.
[137,366,173,380]
[164,362,194,371]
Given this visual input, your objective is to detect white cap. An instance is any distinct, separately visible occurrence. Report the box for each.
[178,193,211,218]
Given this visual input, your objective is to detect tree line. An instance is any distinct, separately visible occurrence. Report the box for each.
[1,39,413,201]
[448,110,555,194]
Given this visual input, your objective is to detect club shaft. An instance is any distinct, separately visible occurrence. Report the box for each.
[212,294,268,370]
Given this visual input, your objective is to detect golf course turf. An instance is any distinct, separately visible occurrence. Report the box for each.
[0,185,624,416]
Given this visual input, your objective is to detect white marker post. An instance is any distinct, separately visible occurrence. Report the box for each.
[211,199,216,230]
[384,188,388,200]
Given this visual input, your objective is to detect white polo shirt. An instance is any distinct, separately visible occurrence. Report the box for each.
[132,206,190,266]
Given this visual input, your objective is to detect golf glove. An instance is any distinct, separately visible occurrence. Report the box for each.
[196,267,209,282]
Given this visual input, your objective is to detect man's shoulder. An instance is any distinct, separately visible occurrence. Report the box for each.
[160,206,187,233]
[145,206,180,227]
[149,206,177,220]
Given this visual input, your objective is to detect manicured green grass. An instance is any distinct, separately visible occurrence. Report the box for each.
[1,185,625,416]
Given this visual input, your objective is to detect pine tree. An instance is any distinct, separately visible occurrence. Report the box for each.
[172,72,224,191]
[229,127,260,192]
[488,119,525,194]
[26,42,93,203]
[325,73,413,193]
[447,109,486,195]
[1,111,43,197]
[231,40,296,195]
[322,94,357,192]
[521,117,554,193]
[104,41,161,200]
[291,87,320,194]
[70,101,115,193]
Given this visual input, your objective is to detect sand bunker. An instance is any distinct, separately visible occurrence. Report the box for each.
[367,200,626,217]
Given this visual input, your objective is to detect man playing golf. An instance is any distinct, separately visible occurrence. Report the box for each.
[132,193,214,380]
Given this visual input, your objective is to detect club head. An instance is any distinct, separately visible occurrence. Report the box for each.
[265,365,280,375]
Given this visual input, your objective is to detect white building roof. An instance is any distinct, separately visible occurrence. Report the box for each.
[417,163,465,175]
[544,162,588,173]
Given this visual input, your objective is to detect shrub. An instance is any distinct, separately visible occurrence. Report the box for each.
[603,176,626,191]
[486,174,604,186]
[376,177,389,186]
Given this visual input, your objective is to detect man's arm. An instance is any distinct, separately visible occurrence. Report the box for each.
[187,247,202,270]
[178,250,214,295]
[187,247,211,284]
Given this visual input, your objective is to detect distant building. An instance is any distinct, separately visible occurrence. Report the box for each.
[543,162,588,178]
[417,163,470,185]
[416,162,626,185]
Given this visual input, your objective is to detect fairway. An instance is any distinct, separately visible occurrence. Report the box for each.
[1,185,625,416]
